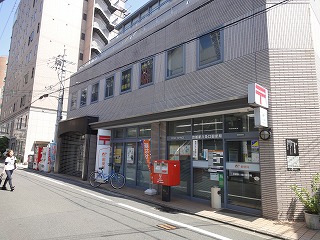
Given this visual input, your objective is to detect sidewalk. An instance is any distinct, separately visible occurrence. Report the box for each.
[18,165,320,240]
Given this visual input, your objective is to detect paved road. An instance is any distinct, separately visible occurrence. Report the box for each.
[0,168,280,240]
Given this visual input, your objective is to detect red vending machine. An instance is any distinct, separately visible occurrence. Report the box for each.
[33,142,49,170]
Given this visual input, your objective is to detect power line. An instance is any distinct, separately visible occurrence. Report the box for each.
[0,0,18,41]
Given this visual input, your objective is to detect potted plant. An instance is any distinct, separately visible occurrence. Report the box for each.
[291,173,320,230]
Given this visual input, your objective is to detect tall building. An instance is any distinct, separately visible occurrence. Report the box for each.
[60,0,320,220]
[0,56,7,120]
[0,0,125,162]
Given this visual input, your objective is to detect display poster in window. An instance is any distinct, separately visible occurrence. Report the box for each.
[286,139,300,171]
[192,140,198,159]
[114,149,122,164]
[126,146,135,164]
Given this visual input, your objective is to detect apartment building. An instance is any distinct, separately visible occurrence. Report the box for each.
[0,56,7,119]
[58,0,319,220]
[0,0,125,162]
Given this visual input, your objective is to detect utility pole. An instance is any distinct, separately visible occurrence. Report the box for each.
[53,49,66,144]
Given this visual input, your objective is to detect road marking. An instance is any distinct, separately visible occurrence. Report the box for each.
[118,203,233,240]
[157,223,177,230]
[24,171,232,240]
[80,190,113,202]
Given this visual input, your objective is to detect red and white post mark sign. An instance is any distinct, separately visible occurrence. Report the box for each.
[248,83,268,109]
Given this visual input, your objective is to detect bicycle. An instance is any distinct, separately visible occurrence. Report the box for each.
[89,163,126,189]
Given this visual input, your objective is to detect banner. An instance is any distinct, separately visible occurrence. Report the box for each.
[142,139,151,171]
[95,129,111,173]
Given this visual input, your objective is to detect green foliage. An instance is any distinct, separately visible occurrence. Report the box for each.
[291,173,320,214]
[0,136,9,156]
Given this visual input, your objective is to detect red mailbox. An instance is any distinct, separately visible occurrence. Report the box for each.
[152,160,180,186]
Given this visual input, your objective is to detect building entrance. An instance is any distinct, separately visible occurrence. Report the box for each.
[225,140,261,214]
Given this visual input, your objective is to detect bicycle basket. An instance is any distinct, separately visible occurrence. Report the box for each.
[114,165,120,173]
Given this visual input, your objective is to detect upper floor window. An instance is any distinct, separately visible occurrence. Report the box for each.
[166,45,184,78]
[70,92,77,110]
[31,67,35,78]
[80,88,87,107]
[105,76,114,98]
[91,82,99,103]
[121,68,131,93]
[140,58,153,86]
[198,30,222,67]
[83,13,87,21]
[24,73,29,84]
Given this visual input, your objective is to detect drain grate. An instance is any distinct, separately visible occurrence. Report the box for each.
[157,224,178,230]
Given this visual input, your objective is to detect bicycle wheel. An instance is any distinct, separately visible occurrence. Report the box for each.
[89,171,102,187]
[110,173,126,189]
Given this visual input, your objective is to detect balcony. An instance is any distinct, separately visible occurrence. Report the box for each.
[92,34,107,51]
[93,17,111,39]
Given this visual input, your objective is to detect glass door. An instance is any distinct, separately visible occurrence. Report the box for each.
[225,140,261,213]
[124,142,137,186]
[137,141,150,188]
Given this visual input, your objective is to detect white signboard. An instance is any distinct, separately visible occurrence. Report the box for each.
[248,83,268,109]
[226,162,260,172]
[95,129,111,173]
[254,107,268,127]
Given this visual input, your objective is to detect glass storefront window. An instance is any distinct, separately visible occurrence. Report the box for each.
[168,141,191,196]
[224,112,255,133]
[113,143,123,173]
[137,141,150,188]
[193,116,223,135]
[168,119,191,136]
[139,125,151,137]
[114,129,124,139]
[127,127,137,138]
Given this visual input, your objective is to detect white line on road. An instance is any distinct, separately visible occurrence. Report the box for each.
[118,203,233,240]
[24,171,232,240]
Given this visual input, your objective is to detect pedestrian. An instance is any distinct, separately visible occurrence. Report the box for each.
[2,149,16,191]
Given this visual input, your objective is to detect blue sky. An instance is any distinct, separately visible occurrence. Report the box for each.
[0,0,150,56]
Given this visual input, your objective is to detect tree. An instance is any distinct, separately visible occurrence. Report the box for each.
[0,136,9,157]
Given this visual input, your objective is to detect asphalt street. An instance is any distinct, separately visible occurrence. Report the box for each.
[0,168,280,240]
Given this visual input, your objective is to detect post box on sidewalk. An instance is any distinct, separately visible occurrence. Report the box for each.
[152,160,180,202]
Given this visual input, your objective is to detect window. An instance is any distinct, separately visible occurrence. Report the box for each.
[140,58,153,86]
[25,115,28,127]
[91,82,99,103]
[81,33,85,40]
[139,125,151,137]
[198,30,222,67]
[121,68,131,93]
[70,92,77,110]
[31,67,35,78]
[24,73,29,84]
[127,127,137,138]
[80,88,87,107]
[28,31,34,46]
[37,22,40,33]
[20,95,26,108]
[166,45,184,78]
[83,13,87,21]
[105,76,114,98]
[79,53,83,61]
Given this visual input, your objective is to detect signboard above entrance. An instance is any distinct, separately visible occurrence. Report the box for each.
[248,83,268,109]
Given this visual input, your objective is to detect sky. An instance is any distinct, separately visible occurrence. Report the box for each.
[0,0,150,57]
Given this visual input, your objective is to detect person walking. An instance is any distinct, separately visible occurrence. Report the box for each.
[2,150,16,191]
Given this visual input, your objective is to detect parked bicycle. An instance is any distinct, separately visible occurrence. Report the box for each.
[89,163,126,189]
